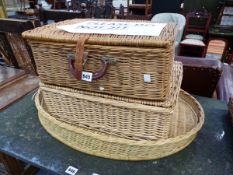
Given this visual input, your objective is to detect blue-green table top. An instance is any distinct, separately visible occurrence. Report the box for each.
[0,92,233,175]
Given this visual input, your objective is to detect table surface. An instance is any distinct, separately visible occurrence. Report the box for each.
[0,92,233,175]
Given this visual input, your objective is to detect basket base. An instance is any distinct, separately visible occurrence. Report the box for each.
[35,90,204,160]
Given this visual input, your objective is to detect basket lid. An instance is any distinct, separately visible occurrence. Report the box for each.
[22,19,176,47]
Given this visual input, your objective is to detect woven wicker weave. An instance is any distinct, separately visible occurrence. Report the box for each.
[40,86,172,141]
[41,61,182,107]
[39,62,182,141]
[35,89,204,160]
[23,19,176,101]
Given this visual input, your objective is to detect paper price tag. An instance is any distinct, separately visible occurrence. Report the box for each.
[82,71,93,82]
[65,166,78,175]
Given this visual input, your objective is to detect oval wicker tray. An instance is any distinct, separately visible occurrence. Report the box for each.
[35,90,204,160]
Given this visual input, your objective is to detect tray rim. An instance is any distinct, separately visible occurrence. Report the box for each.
[35,89,204,145]
[35,89,204,161]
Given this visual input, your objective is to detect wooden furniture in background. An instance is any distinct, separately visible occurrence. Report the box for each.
[179,40,207,57]
[0,64,25,86]
[183,10,211,39]
[208,1,233,51]
[225,51,233,64]
[216,1,233,26]
[0,152,39,175]
[179,11,212,57]
[175,56,222,97]
[39,8,85,24]
[205,38,228,61]
[0,18,38,74]
[48,0,66,9]
[126,0,152,19]
[0,65,39,111]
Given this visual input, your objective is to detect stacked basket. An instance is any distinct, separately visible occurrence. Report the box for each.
[23,19,204,160]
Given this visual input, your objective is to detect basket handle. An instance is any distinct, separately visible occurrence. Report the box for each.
[68,36,111,80]
[68,55,109,80]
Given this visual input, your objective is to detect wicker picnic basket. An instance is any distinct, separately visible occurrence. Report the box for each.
[38,61,182,141]
[35,89,204,160]
[23,19,176,102]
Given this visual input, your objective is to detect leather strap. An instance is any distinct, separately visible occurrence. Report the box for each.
[74,35,90,80]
